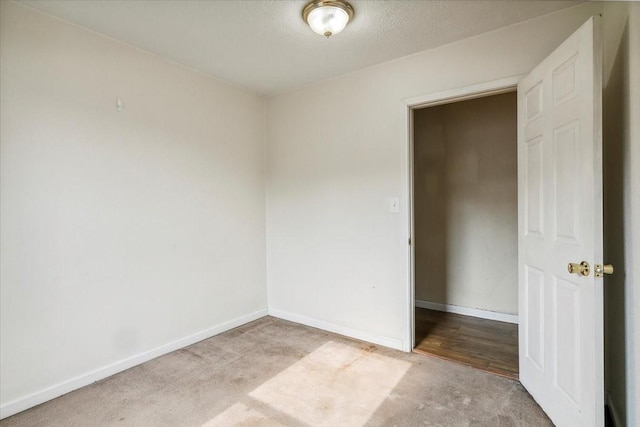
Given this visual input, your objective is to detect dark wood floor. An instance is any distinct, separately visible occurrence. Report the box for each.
[414,307,519,379]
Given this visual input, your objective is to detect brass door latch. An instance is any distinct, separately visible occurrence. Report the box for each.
[594,264,614,278]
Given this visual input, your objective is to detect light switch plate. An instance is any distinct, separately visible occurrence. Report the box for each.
[389,197,400,213]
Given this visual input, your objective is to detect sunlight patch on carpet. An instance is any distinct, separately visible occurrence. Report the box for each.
[203,340,411,426]
[255,340,411,425]
[202,402,288,426]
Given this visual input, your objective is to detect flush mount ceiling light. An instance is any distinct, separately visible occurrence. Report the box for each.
[302,0,354,38]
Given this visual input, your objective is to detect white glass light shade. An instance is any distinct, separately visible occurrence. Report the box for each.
[303,1,354,38]
[307,6,349,37]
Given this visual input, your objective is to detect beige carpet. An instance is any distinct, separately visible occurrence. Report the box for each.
[0,317,551,426]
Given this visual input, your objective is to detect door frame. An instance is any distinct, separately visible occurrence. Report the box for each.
[402,75,524,352]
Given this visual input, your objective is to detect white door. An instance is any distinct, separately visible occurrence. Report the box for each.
[518,16,604,427]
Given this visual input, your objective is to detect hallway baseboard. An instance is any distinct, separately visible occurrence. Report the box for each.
[415,300,518,324]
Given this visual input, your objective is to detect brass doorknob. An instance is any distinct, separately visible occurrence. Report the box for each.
[594,264,614,278]
[568,261,590,276]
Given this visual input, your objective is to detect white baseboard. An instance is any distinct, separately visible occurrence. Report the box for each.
[606,391,622,427]
[415,299,518,324]
[0,308,268,420]
[268,309,404,351]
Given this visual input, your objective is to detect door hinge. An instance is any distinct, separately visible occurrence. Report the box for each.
[408,238,411,245]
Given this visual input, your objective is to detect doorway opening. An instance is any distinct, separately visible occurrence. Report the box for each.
[407,84,519,379]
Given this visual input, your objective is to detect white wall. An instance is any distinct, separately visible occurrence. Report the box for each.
[413,93,518,315]
[0,2,266,417]
[602,2,640,426]
[266,2,603,351]
[630,8,640,427]
[627,8,640,427]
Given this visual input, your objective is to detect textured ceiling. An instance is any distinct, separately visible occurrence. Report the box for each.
[19,0,582,95]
